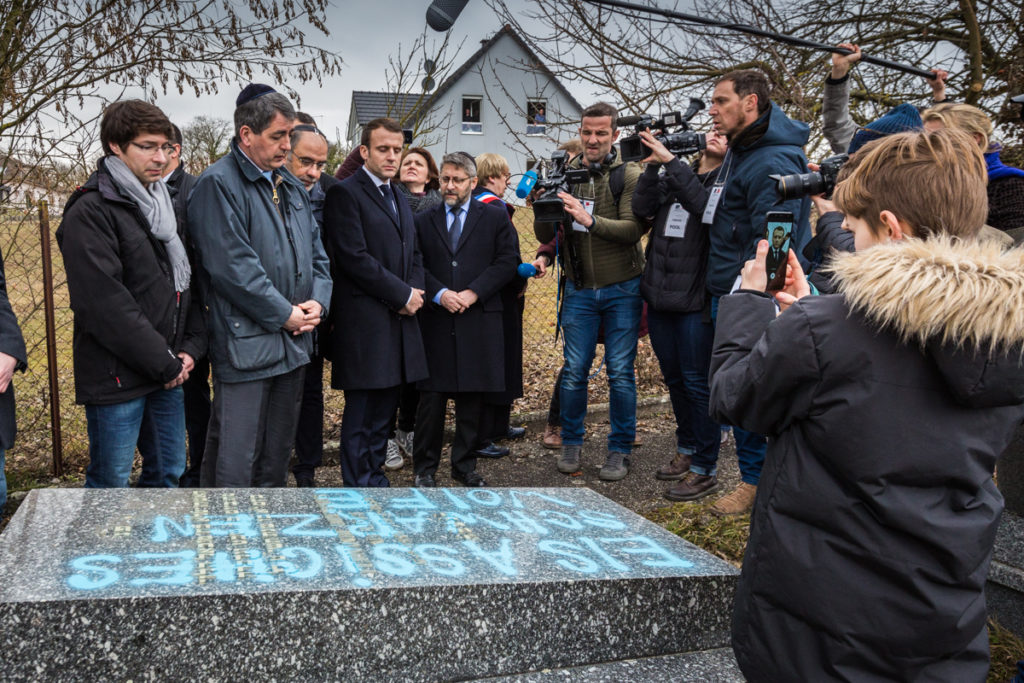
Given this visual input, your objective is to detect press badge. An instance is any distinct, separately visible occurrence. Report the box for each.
[664,203,689,238]
[702,186,723,224]
[572,199,595,232]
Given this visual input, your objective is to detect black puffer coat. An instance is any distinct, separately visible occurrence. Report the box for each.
[633,156,713,312]
[710,236,1024,682]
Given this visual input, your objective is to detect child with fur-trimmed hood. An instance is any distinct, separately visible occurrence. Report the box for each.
[711,128,1024,682]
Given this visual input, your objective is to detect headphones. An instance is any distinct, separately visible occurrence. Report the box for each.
[573,150,617,176]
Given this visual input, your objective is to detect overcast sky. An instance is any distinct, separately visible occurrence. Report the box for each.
[144,0,587,141]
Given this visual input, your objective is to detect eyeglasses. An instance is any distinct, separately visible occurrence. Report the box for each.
[129,141,177,156]
[440,175,472,186]
[295,156,327,170]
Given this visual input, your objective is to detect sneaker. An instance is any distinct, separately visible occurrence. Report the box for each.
[599,451,630,481]
[710,482,757,516]
[655,452,691,481]
[395,429,414,458]
[720,427,731,445]
[664,473,719,502]
[557,444,582,474]
[384,439,404,470]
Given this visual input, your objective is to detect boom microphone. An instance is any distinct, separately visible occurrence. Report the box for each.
[426,0,470,32]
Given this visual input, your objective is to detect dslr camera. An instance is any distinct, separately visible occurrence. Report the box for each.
[772,153,849,201]
[531,150,593,223]
[618,98,707,162]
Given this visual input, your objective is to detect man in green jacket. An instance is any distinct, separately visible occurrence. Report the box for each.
[534,102,644,481]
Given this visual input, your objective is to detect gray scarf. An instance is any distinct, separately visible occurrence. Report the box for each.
[104,156,191,292]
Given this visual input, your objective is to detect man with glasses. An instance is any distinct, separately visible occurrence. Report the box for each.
[57,100,205,488]
[162,122,209,488]
[323,117,427,488]
[285,112,336,487]
[188,84,332,488]
[412,153,517,487]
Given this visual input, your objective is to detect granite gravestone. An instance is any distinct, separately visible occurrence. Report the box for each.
[0,487,739,680]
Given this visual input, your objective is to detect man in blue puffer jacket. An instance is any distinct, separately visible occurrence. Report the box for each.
[704,69,812,516]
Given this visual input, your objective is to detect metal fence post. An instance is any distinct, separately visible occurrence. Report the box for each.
[38,200,63,477]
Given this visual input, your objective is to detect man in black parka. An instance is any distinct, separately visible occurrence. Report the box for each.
[412,153,517,487]
[58,100,205,488]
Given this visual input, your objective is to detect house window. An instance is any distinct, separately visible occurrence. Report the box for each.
[527,100,547,135]
[462,97,482,134]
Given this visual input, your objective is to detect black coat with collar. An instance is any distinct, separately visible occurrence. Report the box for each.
[56,158,205,405]
[323,169,427,390]
[415,198,518,393]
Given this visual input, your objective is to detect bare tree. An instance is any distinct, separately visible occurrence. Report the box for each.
[486,0,1024,155]
[181,116,231,175]
[378,30,464,148]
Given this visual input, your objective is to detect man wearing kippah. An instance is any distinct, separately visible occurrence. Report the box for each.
[188,84,332,487]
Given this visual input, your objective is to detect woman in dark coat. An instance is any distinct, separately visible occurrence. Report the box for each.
[710,128,1024,681]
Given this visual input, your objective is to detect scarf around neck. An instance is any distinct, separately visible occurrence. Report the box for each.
[104,155,190,292]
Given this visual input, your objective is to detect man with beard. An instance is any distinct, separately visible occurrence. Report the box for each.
[411,153,517,487]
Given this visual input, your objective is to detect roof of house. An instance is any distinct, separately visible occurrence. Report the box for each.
[349,91,428,126]
[349,25,582,129]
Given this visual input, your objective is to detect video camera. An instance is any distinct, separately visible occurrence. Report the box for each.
[618,98,707,163]
[772,153,849,201]
[531,150,594,223]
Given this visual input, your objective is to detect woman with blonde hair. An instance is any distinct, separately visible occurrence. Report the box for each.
[923,102,1024,233]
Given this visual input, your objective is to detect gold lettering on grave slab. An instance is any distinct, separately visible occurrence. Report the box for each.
[193,490,213,585]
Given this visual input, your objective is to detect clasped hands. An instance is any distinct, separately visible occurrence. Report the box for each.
[440,289,478,314]
[284,300,324,334]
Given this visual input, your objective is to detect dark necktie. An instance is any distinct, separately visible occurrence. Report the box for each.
[449,208,463,251]
[380,184,396,216]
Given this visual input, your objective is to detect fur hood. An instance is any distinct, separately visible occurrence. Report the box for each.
[831,235,1024,407]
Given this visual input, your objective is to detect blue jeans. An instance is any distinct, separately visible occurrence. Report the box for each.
[560,276,643,453]
[710,296,766,485]
[85,387,186,488]
[647,308,721,476]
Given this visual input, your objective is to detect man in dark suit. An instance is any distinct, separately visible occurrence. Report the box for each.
[163,122,207,488]
[412,153,517,487]
[286,113,337,487]
[764,226,788,289]
[323,117,427,487]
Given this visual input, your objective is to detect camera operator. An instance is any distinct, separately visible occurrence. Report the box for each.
[632,129,728,502]
[533,102,644,482]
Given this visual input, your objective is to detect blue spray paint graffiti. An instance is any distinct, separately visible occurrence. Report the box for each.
[64,489,694,593]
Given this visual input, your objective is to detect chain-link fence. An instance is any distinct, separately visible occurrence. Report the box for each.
[4,202,665,479]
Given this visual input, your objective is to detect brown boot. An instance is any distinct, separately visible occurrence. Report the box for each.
[710,482,757,516]
[542,424,562,449]
[655,452,691,481]
[664,473,719,501]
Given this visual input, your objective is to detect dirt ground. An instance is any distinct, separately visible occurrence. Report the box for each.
[308,402,742,518]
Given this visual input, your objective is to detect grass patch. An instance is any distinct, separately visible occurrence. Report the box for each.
[645,502,750,567]
[989,619,1024,682]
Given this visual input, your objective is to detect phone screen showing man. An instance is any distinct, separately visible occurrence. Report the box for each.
[764,211,793,293]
